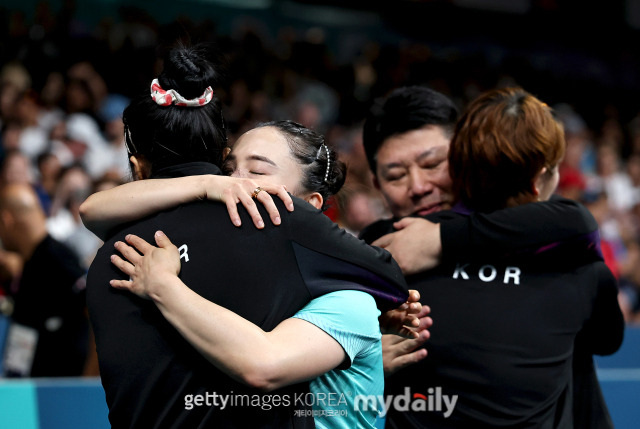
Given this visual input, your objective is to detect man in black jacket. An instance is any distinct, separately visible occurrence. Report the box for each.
[0,184,88,377]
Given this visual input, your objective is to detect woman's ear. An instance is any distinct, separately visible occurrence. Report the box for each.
[304,192,324,210]
[129,155,150,181]
[222,147,231,161]
[532,167,548,198]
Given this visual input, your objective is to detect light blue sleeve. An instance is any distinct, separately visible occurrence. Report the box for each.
[292,290,381,366]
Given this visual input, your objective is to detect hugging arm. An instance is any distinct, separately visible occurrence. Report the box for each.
[79,175,293,240]
[110,230,426,389]
[373,196,600,275]
[440,196,600,263]
[110,232,345,392]
[80,176,209,240]
[286,201,411,310]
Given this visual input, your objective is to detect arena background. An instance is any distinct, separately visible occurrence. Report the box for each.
[0,0,638,428]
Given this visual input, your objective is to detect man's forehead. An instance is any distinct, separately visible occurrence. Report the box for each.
[377,132,450,168]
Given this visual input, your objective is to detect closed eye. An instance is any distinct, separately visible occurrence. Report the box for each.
[421,161,443,170]
[385,172,406,181]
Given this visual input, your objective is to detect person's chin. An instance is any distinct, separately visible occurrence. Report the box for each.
[413,203,445,217]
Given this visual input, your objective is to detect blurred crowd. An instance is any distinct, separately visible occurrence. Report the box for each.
[0,0,639,334]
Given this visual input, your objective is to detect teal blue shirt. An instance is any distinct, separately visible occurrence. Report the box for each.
[293,290,383,429]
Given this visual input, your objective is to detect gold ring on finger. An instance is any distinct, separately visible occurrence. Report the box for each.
[251,187,263,198]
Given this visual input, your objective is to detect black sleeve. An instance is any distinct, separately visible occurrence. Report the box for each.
[579,262,625,356]
[571,350,615,429]
[440,196,600,263]
[285,198,409,312]
[358,219,396,244]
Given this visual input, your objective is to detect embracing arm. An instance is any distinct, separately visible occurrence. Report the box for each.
[110,232,344,392]
[147,277,343,391]
[80,176,209,240]
[440,196,599,263]
[286,200,410,309]
[373,196,600,275]
[80,175,293,240]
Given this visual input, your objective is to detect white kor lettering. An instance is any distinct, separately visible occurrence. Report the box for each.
[478,265,497,282]
[452,263,521,284]
[452,263,469,280]
[504,266,521,285]
[179,244,189,262]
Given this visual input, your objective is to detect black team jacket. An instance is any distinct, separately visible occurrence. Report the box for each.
[361,197,624,429]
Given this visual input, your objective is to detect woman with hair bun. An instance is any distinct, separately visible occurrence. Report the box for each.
[82,44,423,429]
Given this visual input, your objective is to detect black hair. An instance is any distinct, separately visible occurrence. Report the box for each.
[122,44,227,176]
[362,86,459,174]
[255,120,346,211]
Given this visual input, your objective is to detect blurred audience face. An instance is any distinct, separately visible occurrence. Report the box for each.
[65,79,94,113]
[15,92,40,126]
[1,151,33,185]
[0,84,20,121]
[295,101,321,130]
[1,123,22,151]
[627,154,640,186]
[584,193,610,225]
[373,125,453,218]
[37,153,61,194]
[563,134,587,170]
[224,126,304,195]
[341,189,389,234]
[597,143,621,177]
[40,72,65,107]
[0,184,47,253]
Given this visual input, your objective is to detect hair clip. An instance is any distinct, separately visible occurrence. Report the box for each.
[156,142,182,157]
[316,143,331,183]
[124,124,137,154]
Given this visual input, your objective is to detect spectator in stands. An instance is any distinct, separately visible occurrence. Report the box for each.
[0,183,88,377]
[36,152,62,202]
[338,184,390,237]
[596,142,635,212]
[0,149,50,214]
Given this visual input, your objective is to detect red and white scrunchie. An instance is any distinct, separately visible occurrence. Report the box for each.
[150,78,214,107]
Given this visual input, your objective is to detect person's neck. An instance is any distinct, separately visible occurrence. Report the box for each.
[150,161,222,179]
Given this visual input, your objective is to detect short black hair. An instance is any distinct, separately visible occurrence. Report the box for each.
[362,86,458,174]
[123,43,227,175]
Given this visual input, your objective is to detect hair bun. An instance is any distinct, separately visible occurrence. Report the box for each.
[327,156,347,196]
[158,44,221,100]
